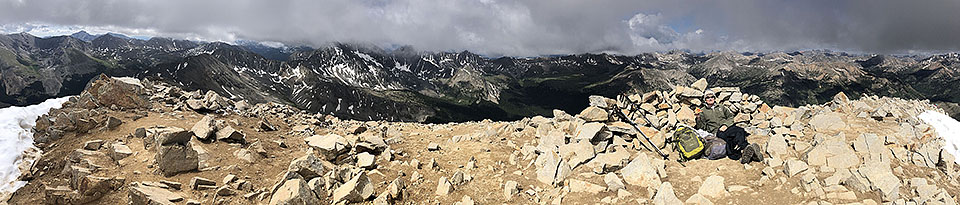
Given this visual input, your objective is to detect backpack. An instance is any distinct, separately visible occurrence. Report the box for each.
[673,126,705,161]
[702,135,727,160]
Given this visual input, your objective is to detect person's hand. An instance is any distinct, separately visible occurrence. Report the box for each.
[719,125,728,132]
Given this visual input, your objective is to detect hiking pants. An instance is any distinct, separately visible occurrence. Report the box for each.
[717,125,748,160]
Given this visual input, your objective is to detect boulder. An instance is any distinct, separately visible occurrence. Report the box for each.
[305,134,350,161]
[156,144,199,176]
[765,134,790,157]
[332,171,374,203]
[535,152,561,185]
[676,86,703,98]
[698,175,727,198]
[191,115,217,140]
[269,178,321,205]
[155,127,193,146]
[108,142,133,160]
[579,106,609,122]
[803,139,860,169]
[621,153,661,188]
[128,183,180,205]
[79,74,151,110]
[287,154,326,179]
[808,111,846,131]
[568,179,605,193]
[691,78,708,91]
[558,141,595,168]
[784,159,808,177]
[356,152,376,169]
[215,126,245,143]
[575,122,608,142]
[653,182,682,205]
[588,95,617,109]
[603,173,626,191]
[435,176,453,196]
[685,193,714,205]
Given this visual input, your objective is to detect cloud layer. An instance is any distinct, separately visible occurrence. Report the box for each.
[2,0,960,56]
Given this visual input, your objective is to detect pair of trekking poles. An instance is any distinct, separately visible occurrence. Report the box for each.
[610,104,688,167]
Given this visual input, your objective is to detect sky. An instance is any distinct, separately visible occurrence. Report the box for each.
[2,0,960,56]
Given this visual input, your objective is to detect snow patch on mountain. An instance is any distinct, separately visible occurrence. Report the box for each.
[0,96,71,200]
[919,110,960,164]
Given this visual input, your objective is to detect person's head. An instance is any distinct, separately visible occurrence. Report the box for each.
[704,89,716,106]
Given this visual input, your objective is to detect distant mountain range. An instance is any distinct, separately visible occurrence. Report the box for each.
[1,31,958,121]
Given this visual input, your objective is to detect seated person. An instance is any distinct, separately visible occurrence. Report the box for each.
[695,89,764,164]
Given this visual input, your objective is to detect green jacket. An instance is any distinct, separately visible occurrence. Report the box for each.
[696,104,734,132]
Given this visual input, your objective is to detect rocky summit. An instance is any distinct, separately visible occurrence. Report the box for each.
[4,75,957,204]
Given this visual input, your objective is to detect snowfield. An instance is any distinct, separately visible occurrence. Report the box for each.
[919,110,960,164]
[0,97,70,200]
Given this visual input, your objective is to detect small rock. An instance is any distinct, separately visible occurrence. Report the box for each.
[604,173,626,191]
[427,143,441,151]
[215,186,235,196]
[190,177,216,190]
[215,126,245,143]
[503,181,520,200]
[436,177,453,196]
[784,159,808,177]
[83,140,105,150]
[357,152,376,169]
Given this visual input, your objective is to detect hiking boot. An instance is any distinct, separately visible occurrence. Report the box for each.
[749,143,764,162]
[740,145,755,164]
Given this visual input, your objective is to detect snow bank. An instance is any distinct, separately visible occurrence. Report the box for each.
[0,97,70,199]
[919,110,960,164]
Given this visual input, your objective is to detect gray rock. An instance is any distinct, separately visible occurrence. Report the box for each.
[804,139,860,169]
[588,95,616,109]
[215,186,235,196]
[83,140,105,150]
[155,127,193,146]
[691,78,708,91]
[156,144,199,176]
[105,116,123,130]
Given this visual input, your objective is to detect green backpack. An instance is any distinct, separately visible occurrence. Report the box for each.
[673,126,705,161]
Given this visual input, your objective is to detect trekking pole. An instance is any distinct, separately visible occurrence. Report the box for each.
[612,105,668,159]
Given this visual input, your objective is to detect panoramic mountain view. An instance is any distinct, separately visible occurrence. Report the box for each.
[1,0,959,204]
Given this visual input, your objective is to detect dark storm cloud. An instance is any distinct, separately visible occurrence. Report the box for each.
[1,0,959,55]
